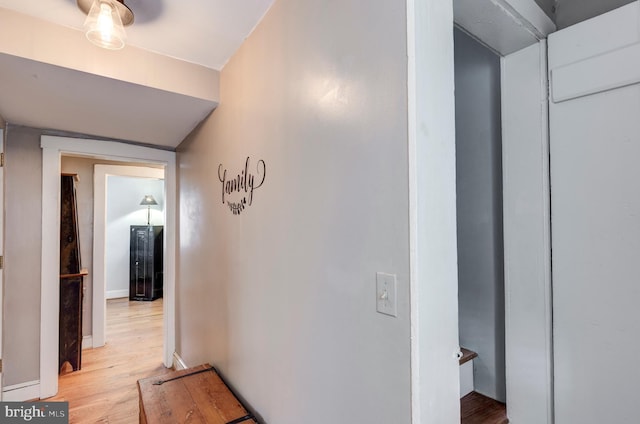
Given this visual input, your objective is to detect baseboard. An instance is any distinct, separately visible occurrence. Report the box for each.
[2,380,41,401]
[173,352,188,370]
[106,289,129,299]
[82,335,93,350]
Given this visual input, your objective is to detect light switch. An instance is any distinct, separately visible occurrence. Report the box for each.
[376,272,397,317]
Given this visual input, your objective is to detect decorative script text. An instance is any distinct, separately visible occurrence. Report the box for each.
[218,157,266,216]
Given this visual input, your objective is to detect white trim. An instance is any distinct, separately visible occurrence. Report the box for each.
[501,41,554,424]
[172,352,188,371]
[408,0,461,422]
[2,380,41,402]
[40,145,61,399]
[40,136,176,399]
[106,289,129,300]
[407,0,419,420]
[540,39,554,424]
[82,335,93,350]
[498,0,556,38]
[551,41,640,103]
[93,165,164,349]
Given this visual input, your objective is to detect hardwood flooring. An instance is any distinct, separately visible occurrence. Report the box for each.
[461,391,508,424]
[46,298,167,423]
[47,298,507,423]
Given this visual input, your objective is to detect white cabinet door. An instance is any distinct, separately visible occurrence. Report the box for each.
[549,3,640,423]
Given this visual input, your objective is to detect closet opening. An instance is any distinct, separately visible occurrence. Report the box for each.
[453,26,507,423]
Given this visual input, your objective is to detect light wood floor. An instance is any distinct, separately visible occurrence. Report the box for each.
[46,297,167,423]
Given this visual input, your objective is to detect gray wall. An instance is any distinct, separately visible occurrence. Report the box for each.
[176,0,411,422]
[4,125,43,386]
[454,28,506,402]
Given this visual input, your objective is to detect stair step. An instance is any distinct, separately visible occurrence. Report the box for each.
[459,347,478,366]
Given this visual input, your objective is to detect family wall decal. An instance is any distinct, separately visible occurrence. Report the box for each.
[217,157,266,216]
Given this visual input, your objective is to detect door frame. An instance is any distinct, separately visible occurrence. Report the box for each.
[92,165,165,349]
[39,135,176,399]
[407,0,554,421]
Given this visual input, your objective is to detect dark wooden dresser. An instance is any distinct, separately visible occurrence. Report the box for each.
[130,225,163,301]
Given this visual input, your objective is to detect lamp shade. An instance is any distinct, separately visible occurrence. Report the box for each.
[83,0,128,50]
[140,194,158,206]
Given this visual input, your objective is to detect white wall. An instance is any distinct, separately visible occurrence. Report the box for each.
[106,176,164,298]
[177,0,412,422]
[408,0,461,421]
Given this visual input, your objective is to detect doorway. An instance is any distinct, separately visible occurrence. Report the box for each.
[40,135,176,398]
[57,158,166,358]
[454,25,506,411]
[450,2,554,422]
[93,165,165,348]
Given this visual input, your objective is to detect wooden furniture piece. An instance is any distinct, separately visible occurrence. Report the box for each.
[59,174,86,373]
[130,225,163,301]
[138,364,257,424]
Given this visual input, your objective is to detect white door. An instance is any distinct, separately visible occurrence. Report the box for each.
[549,3,640,423]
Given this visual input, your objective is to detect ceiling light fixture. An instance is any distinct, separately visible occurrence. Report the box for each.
[77,0,134,50]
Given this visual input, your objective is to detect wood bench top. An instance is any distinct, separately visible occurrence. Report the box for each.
[138,364,256,424]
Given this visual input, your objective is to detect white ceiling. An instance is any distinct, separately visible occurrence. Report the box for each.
[0,0,274,148]
[0,0,631,149]
[0,0,274,69]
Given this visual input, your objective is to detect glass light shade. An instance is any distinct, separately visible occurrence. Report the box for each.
[84,0,127,50]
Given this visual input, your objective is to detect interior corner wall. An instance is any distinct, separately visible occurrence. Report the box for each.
[454,28,506,402]
[3,125,43,386]
[175,0,411,422]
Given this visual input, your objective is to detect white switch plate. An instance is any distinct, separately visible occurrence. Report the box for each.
[376,272,397,317]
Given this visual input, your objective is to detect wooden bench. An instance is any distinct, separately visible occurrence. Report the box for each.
[138,364,257,424]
